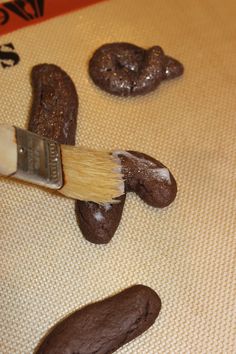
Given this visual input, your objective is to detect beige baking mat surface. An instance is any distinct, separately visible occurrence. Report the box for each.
[1,0,236,353]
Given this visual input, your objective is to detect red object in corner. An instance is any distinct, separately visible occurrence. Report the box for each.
[0,0,107,35]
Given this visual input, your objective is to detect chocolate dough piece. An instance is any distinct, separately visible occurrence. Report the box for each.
[28,63,81,231]
[28,64,177,245]
[76,151,177,244]
[35,285,161,354]
[89,42,184,96]
[119,151,177,208]
[163,56,184,81]
[75,194,126,244]
[28,64,78,145]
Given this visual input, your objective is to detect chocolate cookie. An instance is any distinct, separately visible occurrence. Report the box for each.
[28,64,78,145]
[89,42,184,96]
[76,151,177,244]
[35,285,161,354]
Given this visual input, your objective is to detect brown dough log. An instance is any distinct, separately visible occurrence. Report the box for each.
[28,63,80,228]
[28,64,78,144]
[35,285,161,354]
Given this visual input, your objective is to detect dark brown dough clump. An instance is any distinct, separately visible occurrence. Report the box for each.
[76,151,177,244]
[29,64,78,145]
[119,151,177,208]
[28,64,177,246]
[28,63,80,232]
[35,285,161,354]
[89,42,184,96]
[75,194,126,244]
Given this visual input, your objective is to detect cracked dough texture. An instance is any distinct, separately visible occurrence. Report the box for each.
[35,285,161,354]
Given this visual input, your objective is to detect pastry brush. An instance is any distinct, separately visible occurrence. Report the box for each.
[0,125,124,204]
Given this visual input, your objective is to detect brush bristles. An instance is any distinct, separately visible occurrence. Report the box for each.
[59,145,124,204]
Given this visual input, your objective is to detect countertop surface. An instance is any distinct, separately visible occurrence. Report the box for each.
[0,0,235,353]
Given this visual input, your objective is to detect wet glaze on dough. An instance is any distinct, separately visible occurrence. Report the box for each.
[76,151,177,244]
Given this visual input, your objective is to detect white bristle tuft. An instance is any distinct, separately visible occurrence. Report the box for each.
[59,145,124,204]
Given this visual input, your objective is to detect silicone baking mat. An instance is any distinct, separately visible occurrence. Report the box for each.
[0,0,235,353]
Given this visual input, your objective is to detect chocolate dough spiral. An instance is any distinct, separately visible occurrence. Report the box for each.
[89,42,184,96]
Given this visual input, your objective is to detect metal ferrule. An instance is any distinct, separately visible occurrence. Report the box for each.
[14,127,63,190]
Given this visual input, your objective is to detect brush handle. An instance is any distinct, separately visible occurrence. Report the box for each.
[0,124,63,189]
[0,124,17,176]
